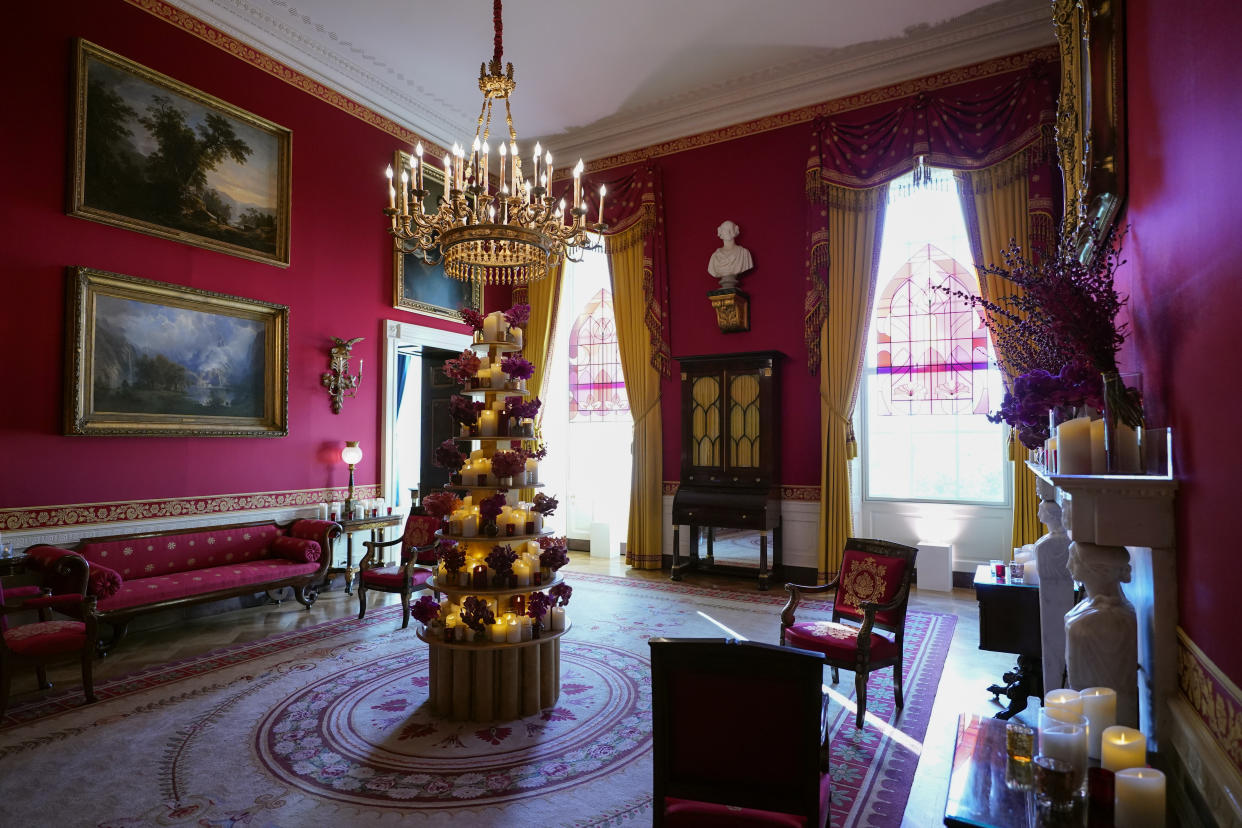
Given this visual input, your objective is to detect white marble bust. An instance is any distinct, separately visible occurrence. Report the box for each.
[1065,540,1140,726]
[707,220,753,289]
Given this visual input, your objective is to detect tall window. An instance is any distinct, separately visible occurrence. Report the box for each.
[541,248,632,545]
[862,168,1007,504]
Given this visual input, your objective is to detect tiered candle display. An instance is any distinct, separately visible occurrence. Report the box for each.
[413,304,572,722]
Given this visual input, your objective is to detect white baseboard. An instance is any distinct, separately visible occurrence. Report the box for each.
[1168,696,1242,826]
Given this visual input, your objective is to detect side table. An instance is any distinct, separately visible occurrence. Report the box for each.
[975,565,1043,719]
[327,514,403,594]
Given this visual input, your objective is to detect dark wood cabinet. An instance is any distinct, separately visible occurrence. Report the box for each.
[671,351,782,589]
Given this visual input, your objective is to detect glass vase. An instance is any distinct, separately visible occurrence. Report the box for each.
[1047,405,1077,473]
[1101,371,1144,474]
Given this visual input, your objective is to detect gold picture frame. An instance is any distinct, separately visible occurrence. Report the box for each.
[65,266,289,437]
[1054,0,1127,263]
[70,40,292,267]
[392,149,482,321]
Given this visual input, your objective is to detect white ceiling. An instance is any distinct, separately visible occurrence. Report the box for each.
[171,0,1054,162]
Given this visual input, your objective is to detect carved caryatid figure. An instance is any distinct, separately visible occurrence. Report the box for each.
[1034,494,1075,690]
[1065,540,1140,727]
[707,221,753,290]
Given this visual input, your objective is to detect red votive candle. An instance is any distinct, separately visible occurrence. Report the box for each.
[513,595,526,616]
[472,565,487,589]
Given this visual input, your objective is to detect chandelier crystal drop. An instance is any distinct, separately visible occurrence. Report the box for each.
[383,0,606,286]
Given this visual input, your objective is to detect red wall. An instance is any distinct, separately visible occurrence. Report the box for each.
[0,0,464,509]
[657,125,820,485]
[1125,0,1242,682]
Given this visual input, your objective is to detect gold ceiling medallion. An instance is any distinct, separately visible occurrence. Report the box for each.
[382,0,606,286]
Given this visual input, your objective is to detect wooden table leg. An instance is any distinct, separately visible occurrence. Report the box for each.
[344,531,356,595]
[758,530,770,591]
[671,524,682,581]
[705,526,715,567]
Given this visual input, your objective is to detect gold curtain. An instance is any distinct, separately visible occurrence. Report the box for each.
[818,184,887,581]
[957,154,1042,550]
[519,263,562,502]
[609,224,663,570]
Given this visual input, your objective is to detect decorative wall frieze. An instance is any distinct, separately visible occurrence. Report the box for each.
[1177,628,1242,776]
[0,485,381,536]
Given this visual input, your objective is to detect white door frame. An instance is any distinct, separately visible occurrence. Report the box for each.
[381,319,472,508]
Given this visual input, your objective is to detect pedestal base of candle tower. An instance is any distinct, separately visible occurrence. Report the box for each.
[418,628,567,722]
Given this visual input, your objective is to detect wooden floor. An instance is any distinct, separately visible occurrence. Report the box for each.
[18,551,1017,825]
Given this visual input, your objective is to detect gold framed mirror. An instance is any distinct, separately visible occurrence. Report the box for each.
[1054,0,1127,262]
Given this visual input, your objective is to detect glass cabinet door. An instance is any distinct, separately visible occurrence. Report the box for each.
[690,375,722,469]
[727,372,761,470]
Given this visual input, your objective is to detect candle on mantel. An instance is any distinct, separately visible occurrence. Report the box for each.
[1057,414,1092,474]
[1079,687,1117,759]
[1090,418,1107,474]
[1101,725,1146,771]
[1114,768,1165,828]
[1045,436,1058,472]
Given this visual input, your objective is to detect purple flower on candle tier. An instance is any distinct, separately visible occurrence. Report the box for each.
[503,303,530,329]
[531,493,559,517]
[460,307,486,332]
[443,349,482,384]
[486,544,518,576]
[503,396,542,421]
[538,538,569,571]
[549,582,572,607]
[422,491,461,520]
[411,595,441,625]
[522,441,549,462]
[479,492,507,525]
[500,355,535,381]
[461,596,496,632]
[526,590,552,622]
[433,439,466,471]
[449,394,485,426]
[438,540,465,573]
[491,450,525,479]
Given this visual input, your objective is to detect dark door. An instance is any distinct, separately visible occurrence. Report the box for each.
[418,347,459,502]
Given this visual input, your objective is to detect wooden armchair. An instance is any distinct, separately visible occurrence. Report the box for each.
[780,537,918,729]
[1,580,99,718]
[357,513,440,629]
[649,637,831,827]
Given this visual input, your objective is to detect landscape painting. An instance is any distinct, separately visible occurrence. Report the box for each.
[393,149,481,320]
[66,267,288,437]
[71,40,291,267]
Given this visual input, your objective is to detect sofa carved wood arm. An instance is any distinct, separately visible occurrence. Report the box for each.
[29,518,341,654]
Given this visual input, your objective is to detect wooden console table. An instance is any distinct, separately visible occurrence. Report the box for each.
[974,565,1043,719]
[326,514,402,594]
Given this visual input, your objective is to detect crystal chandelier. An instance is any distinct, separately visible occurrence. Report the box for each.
[383,0,606,286]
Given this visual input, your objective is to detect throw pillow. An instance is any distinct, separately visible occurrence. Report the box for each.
[88,562,124,599]
[271,536,322,563]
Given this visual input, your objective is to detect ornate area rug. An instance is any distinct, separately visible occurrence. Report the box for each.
[0,573,954,827]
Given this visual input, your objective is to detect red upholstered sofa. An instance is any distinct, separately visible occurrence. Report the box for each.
[28,518,340,652]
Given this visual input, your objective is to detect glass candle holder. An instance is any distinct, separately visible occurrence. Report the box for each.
[1039,709,1089,793]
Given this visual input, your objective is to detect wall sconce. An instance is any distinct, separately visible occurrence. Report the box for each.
[341,441,363,517]
[322,336,363,414]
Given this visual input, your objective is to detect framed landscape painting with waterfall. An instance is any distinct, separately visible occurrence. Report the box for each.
[64,267,289,437]
[70,39,292,267]
[392,149,481,321]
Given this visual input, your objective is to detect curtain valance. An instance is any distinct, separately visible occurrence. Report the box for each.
[552,160,671,375]
[803,61,1059,373]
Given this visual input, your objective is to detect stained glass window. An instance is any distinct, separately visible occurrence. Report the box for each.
[874,244,991,416]
[568,288,629,421]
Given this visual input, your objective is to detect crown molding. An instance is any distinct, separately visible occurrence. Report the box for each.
[546,4,1055,163]
[165,0,473,149]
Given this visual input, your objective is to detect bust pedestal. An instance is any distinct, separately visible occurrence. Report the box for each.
[708,287,749,333]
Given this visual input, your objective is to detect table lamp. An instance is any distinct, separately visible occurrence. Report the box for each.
[342,441,363,517]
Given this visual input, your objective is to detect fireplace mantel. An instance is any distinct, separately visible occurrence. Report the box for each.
[1028,462,1179,747]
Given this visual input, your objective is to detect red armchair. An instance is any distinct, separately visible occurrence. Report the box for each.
[357,513,439,628]
[1,581,99,718]
[780,537,918,730]
[649,638,830,827]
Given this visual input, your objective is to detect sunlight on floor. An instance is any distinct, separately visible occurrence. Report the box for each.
[823,684,924,757]
[696,610,746,640]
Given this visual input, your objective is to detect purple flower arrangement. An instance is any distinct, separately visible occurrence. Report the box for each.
[422,491,461,519]
[503,304,530,329]
[460,307,486,333]
[500,354,535,381]
[438,539,465,573]
[461,596,495,632]
[411,595,441,625]
[491,450,525,479]
[538,537,569,571]
[479,492,507,527]
[526,590,552,623]
[549,582,572,607]
[433,439,465,471]
[486,544,518,577]
[443,349,481,384]
[449,394,485,426]
[531,493,559,517]
[503,395,541,421]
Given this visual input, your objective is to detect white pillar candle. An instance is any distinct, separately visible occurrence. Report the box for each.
[483,312,500,341]
[462,514,478,538]
[1038,715,1088,791]
[532,512,544,533]
[550,606,566,632]
[490,621,506,642]
[1117,424,1141,473]
[454,624,467,642]
[1101,725,1146,772]
[1090,418,1107,474]
[505,614,520,643]
[1114,768,1165,828]
[525,457,538,484]
[519,614,532,641]
[1045,688,1083,716]
[514,559,531,586]
[1057,415,1092,474]
[1079,687,1117,759]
